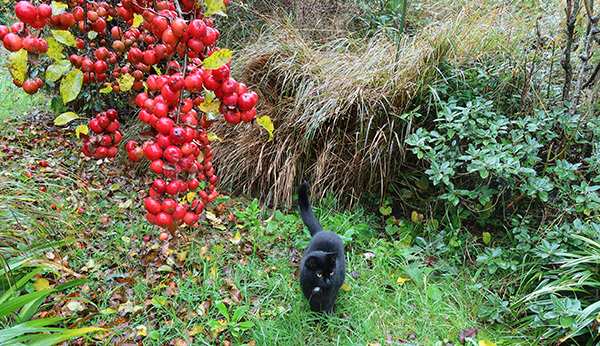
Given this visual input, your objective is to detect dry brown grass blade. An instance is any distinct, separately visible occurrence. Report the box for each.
[212,3,537,208]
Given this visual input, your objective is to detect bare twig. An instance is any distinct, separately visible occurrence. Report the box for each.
[561,0,581,103]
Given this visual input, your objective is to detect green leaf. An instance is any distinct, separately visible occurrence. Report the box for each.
[238,321,255,329]
[87,31,98,40]
[26,327,105,346]
[379,205,392,216]
[8,49,28,84]
[232,306,247,322]
[204,0,227,16]
[216,301,229,321]
[0,318,65,344]
[46,59,71,82]
[202,49,233,69]
[60,69,83,104]
[119,74,135,92]
[54,112,79,126]
[45,37,64,61]
[257,116,274,142]
[52,30,76,47]
[483,232,491,245]
[18,294,47,323]
[0,269,42,306]
[0,290,55,318]
[426,285,443,301]
[207,132,222,142]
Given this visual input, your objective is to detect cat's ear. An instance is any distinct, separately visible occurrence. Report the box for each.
[325,252,337,265]
[305,255,319,269]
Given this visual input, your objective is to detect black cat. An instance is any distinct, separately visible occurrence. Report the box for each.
[298,181,346,314]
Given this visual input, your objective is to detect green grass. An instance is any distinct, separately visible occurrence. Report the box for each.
[0,49,48,121]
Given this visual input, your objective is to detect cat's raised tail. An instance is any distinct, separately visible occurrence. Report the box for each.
[298,180,323,236]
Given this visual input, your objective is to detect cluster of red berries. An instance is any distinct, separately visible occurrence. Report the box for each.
[81,109,122,159]
[3,0,256,230]
[126,122,217,228]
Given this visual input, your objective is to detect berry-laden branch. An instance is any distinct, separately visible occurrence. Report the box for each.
[1,0,260,232]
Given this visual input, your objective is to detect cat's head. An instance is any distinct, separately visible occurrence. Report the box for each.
[304,251,338,288]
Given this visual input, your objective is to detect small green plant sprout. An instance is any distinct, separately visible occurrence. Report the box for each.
[207,301,255,339]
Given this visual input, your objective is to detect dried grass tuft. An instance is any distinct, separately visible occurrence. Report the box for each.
[212,3,534,208]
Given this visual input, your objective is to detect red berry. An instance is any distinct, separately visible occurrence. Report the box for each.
[155,212,173,227]
[15,1,38,24]
[145,143,163,161]
[145,197,162,214]
[161,198,177,214]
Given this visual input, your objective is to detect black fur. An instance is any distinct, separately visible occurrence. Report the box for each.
[298,181,346,313]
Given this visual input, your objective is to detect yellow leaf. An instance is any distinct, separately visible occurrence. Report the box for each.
[204,0,227,16]
[52,30,76,47]
[257,116,274,142]
[411,211,423,223]
[231,231,242,244]
[136,325,147,337]
[60,69,83,103]
[199,98,221,114]
[207,132,222,142]
[100,307,117,314]
[151,297,167,306]
[210,266,218,279]
[51,1,67,15]
[100,82,112,93]
[202,49,233,69]
[54,112,80,126]
[397,277,410,284]
[132,13,144,27]
[87,31,98,40]
[153,65,162,76]
[46,59,71,82]
[119,74,135,92]
[341,282,350,291]
[33,278,51,291]
[479,341,496,346]
[186,192,197,204]
[188,325,201,336]
[46,37,64,61]
[8,49,28,84]
[118,200,133,209]
[76,124,89,139]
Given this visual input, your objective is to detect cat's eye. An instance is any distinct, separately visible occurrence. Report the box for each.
[330,271,334,276]
[316,273,322,277]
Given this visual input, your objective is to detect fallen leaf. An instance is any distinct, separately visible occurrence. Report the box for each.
[458,328,478,344]
[170,337,188,346]
[363,252,376,259]
[341,282,351,291]
[136,325,147,337]
[424,256,437,265]
[230,231,242,244]
[67,300,86,312]
[397,277,410,284]
[479,341,496,346]
[33,278,52,291]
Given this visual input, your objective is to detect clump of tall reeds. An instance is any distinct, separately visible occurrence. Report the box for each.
[212,2,534,208]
